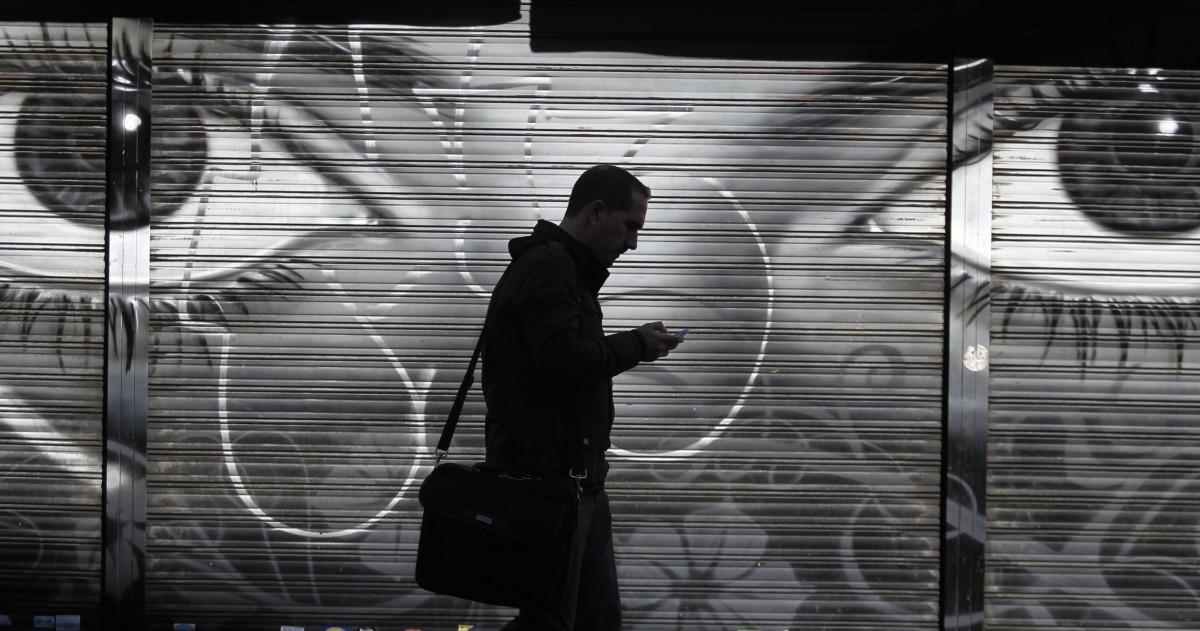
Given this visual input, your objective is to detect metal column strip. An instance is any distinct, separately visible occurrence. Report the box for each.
[104,16,152,629]
[941,57,993,631]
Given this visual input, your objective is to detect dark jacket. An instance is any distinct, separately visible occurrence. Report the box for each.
[481,220,646,490]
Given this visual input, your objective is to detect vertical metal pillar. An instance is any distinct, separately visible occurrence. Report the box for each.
[104,16,152,630]
[941,57,993,631]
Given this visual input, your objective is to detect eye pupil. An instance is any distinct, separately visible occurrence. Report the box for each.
[1121,116,1194,171]
[1059,111,1200,234]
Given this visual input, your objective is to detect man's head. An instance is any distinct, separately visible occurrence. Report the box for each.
[560,164,652,267]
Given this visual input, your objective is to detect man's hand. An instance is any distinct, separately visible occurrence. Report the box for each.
[637,321,684,362]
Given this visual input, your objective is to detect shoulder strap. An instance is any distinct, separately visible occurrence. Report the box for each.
[434,331,484,461]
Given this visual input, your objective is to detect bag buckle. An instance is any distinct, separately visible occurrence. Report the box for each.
[434,449,449,466]
[570,468,588,495]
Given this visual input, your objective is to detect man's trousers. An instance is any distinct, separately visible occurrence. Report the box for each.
[501,489,621,631]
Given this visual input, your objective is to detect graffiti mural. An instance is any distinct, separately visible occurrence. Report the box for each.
[0,8,1196,631]
[985,67,1200,628]
[138,18,947,630]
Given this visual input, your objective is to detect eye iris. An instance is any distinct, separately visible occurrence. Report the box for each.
[1058,109,1200,234]
[16,94,205,225]
[150,104,208,222]
[15,95,106,224]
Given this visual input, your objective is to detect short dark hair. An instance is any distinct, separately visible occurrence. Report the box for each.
[564,164,651,218]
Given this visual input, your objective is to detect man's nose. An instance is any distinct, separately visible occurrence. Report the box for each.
[626,232,638,251]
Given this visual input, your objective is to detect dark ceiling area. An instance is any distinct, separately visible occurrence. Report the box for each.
[4,0,1200,69]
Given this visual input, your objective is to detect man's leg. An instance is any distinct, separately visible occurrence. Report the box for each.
[573,490,621,631]
[500,491,597,631]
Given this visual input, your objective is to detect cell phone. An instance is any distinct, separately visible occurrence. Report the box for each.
[674,328,690,337]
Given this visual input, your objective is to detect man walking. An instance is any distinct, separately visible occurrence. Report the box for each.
[483,164,683,630]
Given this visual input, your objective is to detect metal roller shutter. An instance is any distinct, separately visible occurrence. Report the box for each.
[988,66,1200,628]
[145,12,947,630]
[0,22,107,620]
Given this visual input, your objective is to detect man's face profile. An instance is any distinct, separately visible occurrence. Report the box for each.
[587,192,648,267]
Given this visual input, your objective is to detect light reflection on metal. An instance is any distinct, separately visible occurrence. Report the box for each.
[942,57,993,631]
[104,16,152,631]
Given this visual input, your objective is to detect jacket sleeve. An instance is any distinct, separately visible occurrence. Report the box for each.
[513,249,642,384]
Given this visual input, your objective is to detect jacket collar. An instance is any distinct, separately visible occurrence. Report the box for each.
[516,220,610,295]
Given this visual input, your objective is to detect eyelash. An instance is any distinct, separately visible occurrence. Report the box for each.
[995,285,1197,370]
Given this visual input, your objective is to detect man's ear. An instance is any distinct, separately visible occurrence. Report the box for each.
[584,199,606,225]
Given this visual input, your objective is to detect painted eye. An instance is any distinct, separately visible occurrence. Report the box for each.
[1058,108,1200,234]
[15,93,208,229]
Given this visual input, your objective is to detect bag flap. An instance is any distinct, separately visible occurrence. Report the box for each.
[419,463,577,545]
